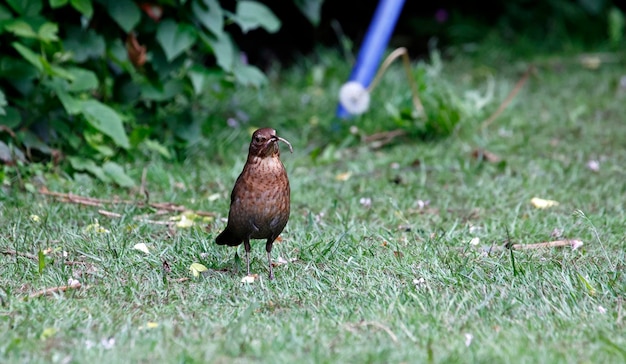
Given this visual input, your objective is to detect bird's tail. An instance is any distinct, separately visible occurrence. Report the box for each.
[215,227,242,246]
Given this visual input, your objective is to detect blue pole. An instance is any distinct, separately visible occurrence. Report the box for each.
[336,0,406,118]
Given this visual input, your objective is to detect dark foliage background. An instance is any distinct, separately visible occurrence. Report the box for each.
[0,0,623,186]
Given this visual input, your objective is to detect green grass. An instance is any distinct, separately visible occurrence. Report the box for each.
[1,45,625,363]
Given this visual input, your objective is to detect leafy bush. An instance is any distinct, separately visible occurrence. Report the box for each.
[0,0,284,186]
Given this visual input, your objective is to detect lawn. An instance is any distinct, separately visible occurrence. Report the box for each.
[1,46,625,363]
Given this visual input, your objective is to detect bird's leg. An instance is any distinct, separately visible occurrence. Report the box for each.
[266,238,274,280]
[244,237,251,276]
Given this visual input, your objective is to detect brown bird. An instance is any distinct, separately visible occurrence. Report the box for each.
[215,128,293,279]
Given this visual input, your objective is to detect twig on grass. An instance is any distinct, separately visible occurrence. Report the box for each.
[97,209,123,218]
[39,187,216,217]
[481,65,535,130]
[487,239,583,252]
[345,321,398,343]
[29,281,87,299]
[2,249,38,260]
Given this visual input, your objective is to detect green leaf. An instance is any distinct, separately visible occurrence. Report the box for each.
[142,139,172,159]
[609,7,625,44]
[6,0,42,16]
[294,0,323,26]
[85,131,115,157]
[4,20,38,38]
[70,0,93,18]
[101,0,140,33]
[0,4,12,25]
[0,57,38,81]
[0,107,21,127]
[38,249,45,274]
[233,1,280,33]
[68,156,111,183]
[64,27,106,62]
[233,63,267,87]
[0,89,6,115]
[192,0,223,36]
[156,20,198,61]
[140,79,185,101]
[65,67,99,92]
[17,130,52,154]
[12,42,43,71]
[48,64,75,80]
[49,0,69,8]
[37,22,59,43]
[102,161,135,187]
[199,31,234,72]
[80,100,130,149]
[55,90,82,114]
[187,64,220,95]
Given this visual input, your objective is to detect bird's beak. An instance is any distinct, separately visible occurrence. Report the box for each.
[271,135,293,153]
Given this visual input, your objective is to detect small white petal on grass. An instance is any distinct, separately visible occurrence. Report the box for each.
[464,333,473,347]
[415,200,429,209]
[133,243,150,254]
[67,278,81,287]
[30,214,41,222]
[207,193,221,201]
[598,306,607,314]
[413,277,426,289]
[101,337,115,350]
[571,240,584,250]
[531,197,560,209]
[469,237,480,246]
[359,197,372,208]
[468,224,482,234]
[241,274,258,283]
[586,160,600,172]
[189,262,208,277]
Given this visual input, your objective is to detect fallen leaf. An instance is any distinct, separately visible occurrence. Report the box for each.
[531,197,560,209]
[126,32,147,68]
[272,256,289,267]
[83,220,110,234]
[580,55,601,69]
[241,274,258,283]
[189,262,208,277]
[175,215,194,228]
[146,322,159,329]
[133,243,150,254]
[40,327,57,340]
[335,172,352,181]
[471,148,501,163]
[139,2,163,21]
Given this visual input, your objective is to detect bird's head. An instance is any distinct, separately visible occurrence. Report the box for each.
[248,128,293,158]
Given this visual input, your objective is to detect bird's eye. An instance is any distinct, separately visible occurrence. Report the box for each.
[254,136,261,143]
